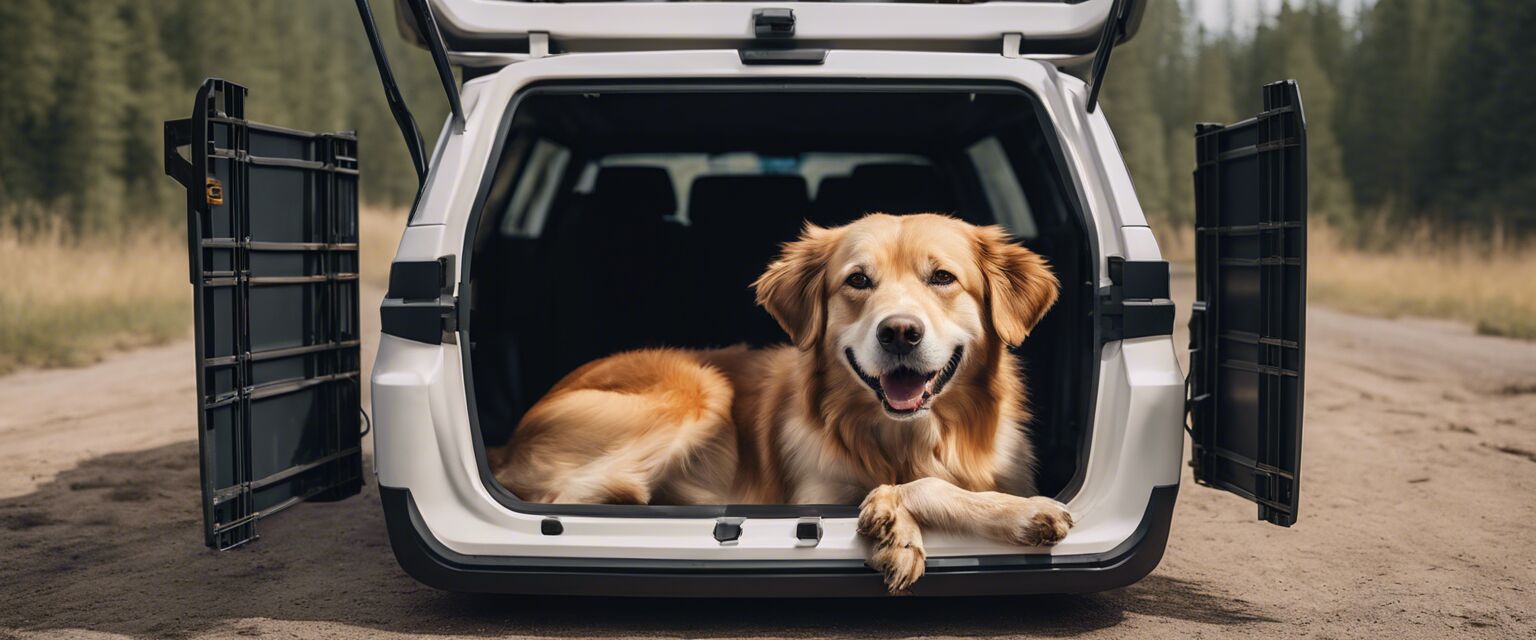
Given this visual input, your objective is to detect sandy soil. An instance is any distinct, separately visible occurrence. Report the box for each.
[1,278,1534,639]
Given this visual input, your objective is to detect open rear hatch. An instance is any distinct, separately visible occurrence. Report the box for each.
[396,0,1144,63]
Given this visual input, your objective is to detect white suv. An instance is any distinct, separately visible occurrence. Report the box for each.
[163,0,1307,596]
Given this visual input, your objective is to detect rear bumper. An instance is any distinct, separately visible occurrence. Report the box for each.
[380,484,1177,597]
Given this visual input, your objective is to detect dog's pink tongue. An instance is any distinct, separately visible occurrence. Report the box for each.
[880,372,927,411]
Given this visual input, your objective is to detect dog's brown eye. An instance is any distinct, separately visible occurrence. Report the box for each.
[846,272,872,289]
[929,270,956,286]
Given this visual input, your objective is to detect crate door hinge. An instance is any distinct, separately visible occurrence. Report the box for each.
[1185,298,1210,440]
[1099,257,1174,343]
[381,256,459,345]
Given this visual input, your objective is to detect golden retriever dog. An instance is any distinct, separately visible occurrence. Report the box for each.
[488,213,1073,592]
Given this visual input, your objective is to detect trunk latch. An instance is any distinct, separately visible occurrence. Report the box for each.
[795,517,822,547]
[752,8,795,39]
[742,8,825,65]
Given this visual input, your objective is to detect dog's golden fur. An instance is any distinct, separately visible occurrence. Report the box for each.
[487,213,1074,592]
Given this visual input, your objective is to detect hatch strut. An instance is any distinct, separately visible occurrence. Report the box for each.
[1084,0,1133,113]
[352,0,466,188]
[402,0,467,134]
[354,0,428,183]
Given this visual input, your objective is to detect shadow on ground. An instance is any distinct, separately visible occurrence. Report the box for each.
[0,442,1273,638]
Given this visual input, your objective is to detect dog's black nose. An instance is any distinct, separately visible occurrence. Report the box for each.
[877,315,924,355]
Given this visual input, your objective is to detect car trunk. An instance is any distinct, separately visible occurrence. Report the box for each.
[461,81,1098,508]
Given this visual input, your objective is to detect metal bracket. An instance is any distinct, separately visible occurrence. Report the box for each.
[1002,33,1022,59]
[529,32,550,59]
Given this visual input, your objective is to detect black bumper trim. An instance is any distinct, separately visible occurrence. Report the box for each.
[380,484,1177,597]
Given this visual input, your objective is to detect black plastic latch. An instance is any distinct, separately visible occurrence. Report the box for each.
[540,517,563,536]
[741,8,824,66]
[713,517,744,545]
[387,255,454,300]
[794,517,822,547]
[381,256,458,345]
[753,8,795,39]
[1100,257,1174,342]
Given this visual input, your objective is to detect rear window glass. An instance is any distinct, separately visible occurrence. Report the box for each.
[499,139,571,237]
[967,137,1038,238]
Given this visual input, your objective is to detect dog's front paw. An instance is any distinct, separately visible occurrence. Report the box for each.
[1007,497,1075,547]
[859,485,926,594]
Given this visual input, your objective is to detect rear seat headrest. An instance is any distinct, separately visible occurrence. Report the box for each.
[848,163,955,215]
[593,166,677,219]
[809,176,858,227]
[688,175,811,233]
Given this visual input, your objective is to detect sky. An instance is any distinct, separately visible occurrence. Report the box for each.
[1190,0,1376,34]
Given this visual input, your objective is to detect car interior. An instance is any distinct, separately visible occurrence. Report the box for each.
[464,86,1097,501]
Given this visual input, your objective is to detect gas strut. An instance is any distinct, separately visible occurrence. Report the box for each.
[352,0,467,188]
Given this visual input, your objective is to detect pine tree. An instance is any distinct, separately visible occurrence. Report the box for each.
[49,0,131,232]
[1192,27,1239,125]
[0,0,58,223]
[1255,3,1355,228]
[119,1,182,224]
[1423,0,1536,234]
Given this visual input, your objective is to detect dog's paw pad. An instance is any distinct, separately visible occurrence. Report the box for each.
[870,542,926,595]
[857,485,902,539]
[1011,499,1075,547]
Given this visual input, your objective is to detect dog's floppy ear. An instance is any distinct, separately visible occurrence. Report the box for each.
[755,224,838,351]
[975,225,1060,347]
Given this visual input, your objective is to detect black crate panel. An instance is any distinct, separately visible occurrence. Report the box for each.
[174,79,362,550]
[248,167,313,243]
[1190,81,1307,527]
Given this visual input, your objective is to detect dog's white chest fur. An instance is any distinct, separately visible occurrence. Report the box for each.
[776,412,1034,504]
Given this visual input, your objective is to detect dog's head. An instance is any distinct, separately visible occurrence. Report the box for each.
[755,213,1059,420]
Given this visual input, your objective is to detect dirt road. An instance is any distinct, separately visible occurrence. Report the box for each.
[2,279,1534,639]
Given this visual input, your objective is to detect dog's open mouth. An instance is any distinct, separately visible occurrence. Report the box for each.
[845,346,964,415]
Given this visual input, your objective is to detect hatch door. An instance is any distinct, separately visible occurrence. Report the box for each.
[395,0,1144,63]
[164,79,364,550]
[1188,80,1308,527]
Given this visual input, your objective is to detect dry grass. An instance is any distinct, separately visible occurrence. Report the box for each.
[0,224,188,375]
[1308,227,1536,339]
[1158,225,1536,340]
[0,208,407,377]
